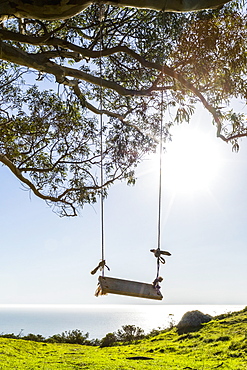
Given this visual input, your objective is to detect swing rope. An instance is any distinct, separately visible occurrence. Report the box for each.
[99,8,105,276]
[155,7,166,281]
[151,9,171,288]
[152,63,164,287]
[156,80,164,279]
[91,5,110,277]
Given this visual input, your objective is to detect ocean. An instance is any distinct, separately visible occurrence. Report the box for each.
[0,304,245,340]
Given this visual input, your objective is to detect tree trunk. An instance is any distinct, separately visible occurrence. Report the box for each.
[0,0,232,20]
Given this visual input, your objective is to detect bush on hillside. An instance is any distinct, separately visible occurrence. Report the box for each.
[23,333,46,342]
[47,329,89,344]
[100,332,117,347]
[116,325,145,343]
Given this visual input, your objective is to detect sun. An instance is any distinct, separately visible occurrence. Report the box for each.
[137,119,224,197]
[162,123,223,195]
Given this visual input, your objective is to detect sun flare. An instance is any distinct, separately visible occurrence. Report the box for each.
[163,125,222,195]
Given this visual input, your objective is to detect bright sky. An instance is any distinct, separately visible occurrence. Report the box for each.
[1,105,247,305]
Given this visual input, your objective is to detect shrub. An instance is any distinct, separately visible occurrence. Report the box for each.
[100,333,117,347]
[47,329,89,345]
[23,334,46,342]
[0,333,17,339]
[116,325,144,343]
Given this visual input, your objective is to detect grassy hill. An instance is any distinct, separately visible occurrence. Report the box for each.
[0,307,247,369]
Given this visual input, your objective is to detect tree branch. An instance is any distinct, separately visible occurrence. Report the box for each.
[72,83,155,140]
[0,0,232,21]
[0,152,76,215]
[0,32,224,138]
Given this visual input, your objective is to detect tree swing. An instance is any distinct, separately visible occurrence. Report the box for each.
[91,7,171,301]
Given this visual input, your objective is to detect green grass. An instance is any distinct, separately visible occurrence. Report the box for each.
[1,308,247,369]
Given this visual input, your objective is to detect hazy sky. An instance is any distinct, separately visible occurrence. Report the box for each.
[1,105,247,305]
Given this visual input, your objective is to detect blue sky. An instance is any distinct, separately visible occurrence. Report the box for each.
[1,105,247,305]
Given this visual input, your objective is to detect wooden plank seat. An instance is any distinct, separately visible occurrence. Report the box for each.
[95,276,163,300]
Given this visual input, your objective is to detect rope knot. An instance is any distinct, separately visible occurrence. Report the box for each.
[152,276,163,295]
[150,249,171,264]
[91,260,110,275]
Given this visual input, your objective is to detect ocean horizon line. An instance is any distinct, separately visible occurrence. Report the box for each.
[0,303,245,309]
[0,304,245,339]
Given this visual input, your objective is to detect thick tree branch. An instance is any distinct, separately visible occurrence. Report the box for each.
[0,0,232,20]
[0,37,224,135]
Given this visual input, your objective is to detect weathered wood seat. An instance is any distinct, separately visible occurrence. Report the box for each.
[95,276,163,300]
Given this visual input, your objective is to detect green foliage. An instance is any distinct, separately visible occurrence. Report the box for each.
[0,329,90,345]
[100,325,145,347]
[0,333,18,339]
[100,332,117,347]
[0,2,246,214]
[116,324,145,343]
[22,333,46,342]
[47,330,89,344]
